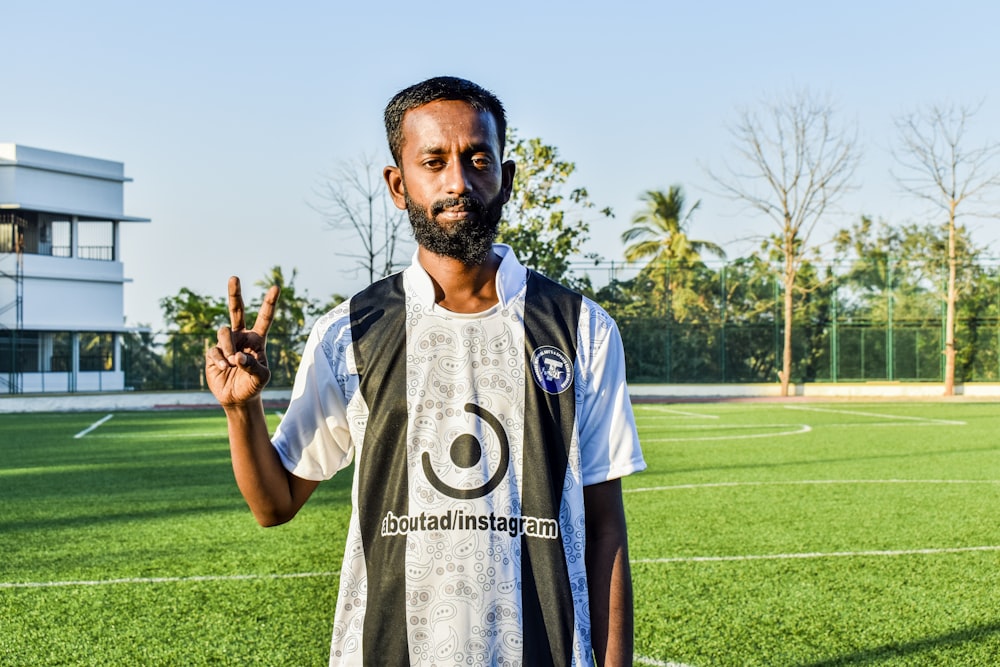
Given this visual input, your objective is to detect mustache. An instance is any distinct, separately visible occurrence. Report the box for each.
[430,195,486,217]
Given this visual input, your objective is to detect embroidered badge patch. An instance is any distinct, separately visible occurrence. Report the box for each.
[530,345,574,394]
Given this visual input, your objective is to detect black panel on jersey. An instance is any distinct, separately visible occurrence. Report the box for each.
[350,273,410,666]
[521,270,582,667]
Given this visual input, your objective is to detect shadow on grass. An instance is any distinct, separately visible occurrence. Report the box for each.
[799,620,1000,666]
[0,501,246,535]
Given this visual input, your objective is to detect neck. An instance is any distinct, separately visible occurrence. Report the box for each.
[417,247,502,314]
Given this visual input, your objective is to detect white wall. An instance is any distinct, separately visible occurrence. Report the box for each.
[0,144,126,218]
[19,254,126,331]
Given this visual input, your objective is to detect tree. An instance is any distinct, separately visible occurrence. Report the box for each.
[121,328,169,390]
[159,267,341,390]
[312,154,410,284]
[160,287,227,389]
[253,266,326,386]
[892,103,1000,395]
[621,185,725,320]
[498,129,613,287]
[710,89,860,396]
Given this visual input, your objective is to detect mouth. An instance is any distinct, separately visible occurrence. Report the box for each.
[431,197,484,222]
[437,208,471,222]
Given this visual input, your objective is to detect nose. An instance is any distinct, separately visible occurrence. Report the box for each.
[443,159,471,196]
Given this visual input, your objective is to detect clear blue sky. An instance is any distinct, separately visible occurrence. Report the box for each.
[5,0,1000,329]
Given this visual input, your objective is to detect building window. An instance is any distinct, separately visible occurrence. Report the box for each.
[80,332,115,371]
[0,212,75,257]
[42,215,73,258]
[0,331,40,372]
[50,333,72,372]
[0,213,27,253]
[78,221,114,261]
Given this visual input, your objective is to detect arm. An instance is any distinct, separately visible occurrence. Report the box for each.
[585,478,634,667]
[206,276,318,526]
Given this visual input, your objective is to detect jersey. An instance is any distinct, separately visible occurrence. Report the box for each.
[272,245,645,666]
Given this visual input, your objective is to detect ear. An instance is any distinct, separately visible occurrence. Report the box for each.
[383,165,407,210]
[500,159,516,204]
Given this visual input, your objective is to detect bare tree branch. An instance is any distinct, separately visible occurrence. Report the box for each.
[891,102,1000,395]
[708,89,861,396]
[310,154,410,284]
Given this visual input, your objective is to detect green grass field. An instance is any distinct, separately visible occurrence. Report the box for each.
[1,400,999,666]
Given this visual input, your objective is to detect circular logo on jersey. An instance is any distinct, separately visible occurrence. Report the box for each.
[422,403,510,500]
[530,345,573,394]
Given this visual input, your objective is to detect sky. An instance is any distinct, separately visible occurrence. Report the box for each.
[5,0,1000,330]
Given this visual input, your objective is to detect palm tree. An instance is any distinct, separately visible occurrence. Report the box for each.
[621,186,725,318]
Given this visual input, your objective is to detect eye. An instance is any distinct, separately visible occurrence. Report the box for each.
[470,155,492,169]
[422,158,445,170]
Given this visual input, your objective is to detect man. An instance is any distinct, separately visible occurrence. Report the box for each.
[207,76,645,667]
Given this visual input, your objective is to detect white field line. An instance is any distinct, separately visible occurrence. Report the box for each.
[0,571,339,589]
[634,656,697,667]
[624,478,1000,494]
[633,545,1000,564]
[642,423,811,443]
[636,406,719,419]
[783,404,966,426]
[84,432,225,440]
[73,414,114,439]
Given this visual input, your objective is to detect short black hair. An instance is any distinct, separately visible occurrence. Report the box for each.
[384,76,507,165]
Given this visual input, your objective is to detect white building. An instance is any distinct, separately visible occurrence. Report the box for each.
[0,143,148,394]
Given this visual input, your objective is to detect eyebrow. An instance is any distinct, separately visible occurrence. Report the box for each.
[416,141,497,156]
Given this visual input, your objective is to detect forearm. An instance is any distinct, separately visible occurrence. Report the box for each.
[585,480,635,667]
[224,396,310,526]
[588,534,634,666]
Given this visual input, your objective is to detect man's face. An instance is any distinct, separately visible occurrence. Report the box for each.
[384,100,514,266]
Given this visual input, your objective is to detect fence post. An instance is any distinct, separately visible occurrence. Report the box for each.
[773,278,781,382]
[887,257,895,381]
[831,278,839,383]
[720,263,727,383]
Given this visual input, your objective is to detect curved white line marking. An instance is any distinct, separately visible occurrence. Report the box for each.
[642,423,811,442]
[783,405,966,426]
[637,406,719,419]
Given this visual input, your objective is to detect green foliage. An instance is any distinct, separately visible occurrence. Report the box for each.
[153,267,344,390]
[620,185,726,321]
[498,129,612,286]
[253,266,333,386]
[159,288,228,390]
[121,329,170,390]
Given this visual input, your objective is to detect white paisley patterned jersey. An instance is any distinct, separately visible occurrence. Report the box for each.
[272,244,645,667]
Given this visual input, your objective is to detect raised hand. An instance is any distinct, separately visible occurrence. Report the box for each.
[205,276,281,407]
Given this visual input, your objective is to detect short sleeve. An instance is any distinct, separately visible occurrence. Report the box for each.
[575,300,646,486]
[272,302,358,481]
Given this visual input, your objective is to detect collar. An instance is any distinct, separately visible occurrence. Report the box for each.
[404,243,528,311]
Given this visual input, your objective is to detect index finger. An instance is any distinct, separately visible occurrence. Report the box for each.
[228,276,246,331]
[251,284,281,336]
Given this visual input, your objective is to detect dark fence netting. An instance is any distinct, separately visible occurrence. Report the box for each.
[5,258,997,393]
[119,322,996,393]
[121,332,305,392]
[581,258,1000,386]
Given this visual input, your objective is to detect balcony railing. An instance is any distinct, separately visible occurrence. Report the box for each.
[77,245,114,261]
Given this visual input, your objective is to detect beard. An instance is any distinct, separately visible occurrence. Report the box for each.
[406,191,505,266]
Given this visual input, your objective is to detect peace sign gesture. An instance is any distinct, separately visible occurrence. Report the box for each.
[205,276,281,407]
